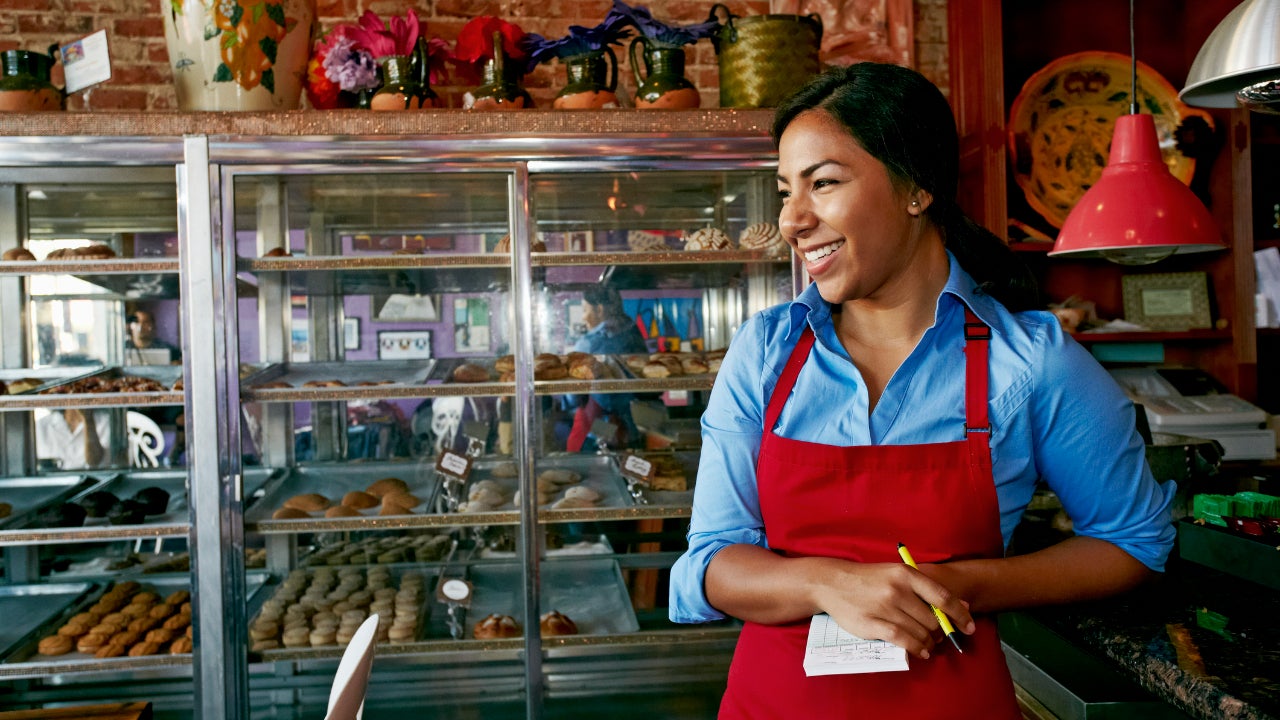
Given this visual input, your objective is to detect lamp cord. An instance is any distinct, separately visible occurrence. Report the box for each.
[1130,0,1138,114]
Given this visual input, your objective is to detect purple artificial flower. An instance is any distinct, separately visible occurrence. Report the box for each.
[323,36,380,92]
[610,0,719,47]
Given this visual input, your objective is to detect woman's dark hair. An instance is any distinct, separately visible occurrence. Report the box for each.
[582,285,633,335]
[772,62,1039,312]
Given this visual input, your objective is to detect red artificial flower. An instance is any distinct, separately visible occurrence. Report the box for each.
[348,8,420,59]
[453,16,527,85]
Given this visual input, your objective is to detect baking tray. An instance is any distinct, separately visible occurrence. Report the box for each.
[6,366,183,409]
[0,582,99,662]
[0,367,98,396]
[466,557,640,638]
[456,455,633,517]
[530,354,637,395]
[1,575,200,674]
[251,564,440,661]
[240,360,438,402]
[245,460,441,532]
[69,469,189,529]
[627,450,698,508]
[0,474,104,534]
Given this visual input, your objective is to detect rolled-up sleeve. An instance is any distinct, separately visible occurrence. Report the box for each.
[1028,323,1176,571]
[669,315,775,623]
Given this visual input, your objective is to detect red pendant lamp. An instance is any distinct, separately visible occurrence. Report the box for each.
[1049,0,1225,265]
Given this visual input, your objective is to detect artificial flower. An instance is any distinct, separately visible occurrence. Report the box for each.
[610,0,719,47]
[453,16,528,84]
[520,11,633,66]
[305,24,378,108]
[422,36,453,87]
[347,8,421,60]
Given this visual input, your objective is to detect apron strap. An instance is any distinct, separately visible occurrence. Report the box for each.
[963,307,992,470]
[763,326,816,438]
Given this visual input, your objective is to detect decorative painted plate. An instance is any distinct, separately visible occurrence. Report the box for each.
[1008,51,1214,229]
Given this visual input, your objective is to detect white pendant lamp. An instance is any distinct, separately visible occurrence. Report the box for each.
[1180,0,1280,112]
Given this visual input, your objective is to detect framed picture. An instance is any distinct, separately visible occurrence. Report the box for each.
[290,327,309,362]
[343,317,361,351]
[452,296,492,354]
[378,330,432,360]
[1122,272,1212,331]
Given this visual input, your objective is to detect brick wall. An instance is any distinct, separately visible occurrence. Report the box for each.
[0,0,949,111]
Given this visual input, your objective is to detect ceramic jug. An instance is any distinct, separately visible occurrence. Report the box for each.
[554,48,619,110]
[0,47,64,111]
[629,37,700,109]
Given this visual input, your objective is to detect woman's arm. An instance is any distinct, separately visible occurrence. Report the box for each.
[917,536,1152,613]
[706,544,976,660]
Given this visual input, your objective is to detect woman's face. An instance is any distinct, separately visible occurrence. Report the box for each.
[777,110,932,306]
[582,301,603,330]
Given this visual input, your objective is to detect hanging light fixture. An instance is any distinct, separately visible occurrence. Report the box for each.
[1180,0,1280,112]
[1050,0,1224,265]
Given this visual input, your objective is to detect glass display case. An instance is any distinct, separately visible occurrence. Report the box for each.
[0,118,790,719]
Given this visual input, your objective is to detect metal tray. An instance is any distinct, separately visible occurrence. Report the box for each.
[629,450,698,508]
[467,557,640,638]
[6,366,183,409]
[240,360,438,402]
[457,455,633,517]
[530,354,637,395]
[1,575,195,675]
[245,460,442,532]
[0,582,99,662]
[252,564,440,661]
[0,474,104,534]
[70,469,189,529]
[0,367,97,396]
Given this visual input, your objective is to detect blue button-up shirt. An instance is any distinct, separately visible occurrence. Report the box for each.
[669,253,1176,623]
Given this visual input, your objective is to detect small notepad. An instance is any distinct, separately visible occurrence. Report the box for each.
[803,613,909,676]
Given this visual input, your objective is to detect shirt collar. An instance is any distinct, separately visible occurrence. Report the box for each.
[787,251,1005,335]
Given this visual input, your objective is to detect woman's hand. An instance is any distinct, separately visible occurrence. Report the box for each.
[705,546,975,660]
[806,556,975,660]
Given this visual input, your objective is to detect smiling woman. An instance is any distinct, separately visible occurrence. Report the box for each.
[668,62,1178,720]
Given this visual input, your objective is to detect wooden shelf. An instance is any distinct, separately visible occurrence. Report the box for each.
[1072,329,1232,343]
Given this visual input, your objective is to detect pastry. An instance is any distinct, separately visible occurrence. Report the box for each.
[36,502,87,528]
[2,247,36,261]
[148,604,175,620]
[537,469,581,487]
[128,616,160,633]
[379,501,413,516]
[69,612,101,626]
[108,630,142,648]
[563,485,602,503]
[262,247,292,257]
[78,491,121,518]
[472,613,522,639]
[490,461,518,478]
[58,621,89,638]
[539,610,578,637]
[451,363,491,383]
[551,495,597,509]
[283,493,330,512]
[492,234,547,253]
[494,355,516,373]
[169,636,193,654]
[388,624,416,643]
[533,355,568,381]
[680,355,710,375]
[642,356,684,378]
[253,380,291,389]
[95,643,126,658]
[281,626,310,647]
[249,639,279,652]
[145,628,175,644]
[107,499,146,525]
[382,491,420,508]
[132,486,171,515]
[325,505,361,518]
[128,641,162,656]
[684,227,734,251]
[38,634,73,655]
[163,614,189,631]
[365,477,409,498]
[76,632,109,653]
[341,491,380,510]
[272,507,310,520]
[738,222,789,259]
[569,358,609,380]
[302,379,346,388]
[165,590,190,605]
[309,627,337,646]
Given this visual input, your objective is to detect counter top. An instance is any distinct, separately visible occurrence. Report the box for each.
[1029,556,1280,720]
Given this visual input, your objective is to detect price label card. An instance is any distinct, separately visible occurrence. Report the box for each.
[436,450,473,481]
[464,435,486,459]
[620,453,655,485]
[436,577,473,608]
[61,29,111,94]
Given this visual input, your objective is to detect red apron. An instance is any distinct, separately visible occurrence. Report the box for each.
[719,310,1020,719]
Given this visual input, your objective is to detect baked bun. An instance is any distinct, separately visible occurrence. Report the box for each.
[272,507,311,520]
[494,355,516,373]
[683,227,734,251]
[534,355,568,381]
[642,355,684,378]
[738,222,789,259]
[47,244,116,260]
[366,477,409,498]
[325,505,361,518]
[2,247,35,261]
[262,247,292,257]
[341,491,379,510]
[539,610,578,637]
[680,355,709,375]
[283,493,330,512]
[568,358,609,380]
[451,363,491,383]
[473,613,522,639]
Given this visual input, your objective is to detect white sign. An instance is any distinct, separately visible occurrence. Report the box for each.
[61,30,112,94]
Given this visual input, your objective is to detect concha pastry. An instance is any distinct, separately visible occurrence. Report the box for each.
[683,227,734,251]
[738,222,789,259]
[626,230,670,252]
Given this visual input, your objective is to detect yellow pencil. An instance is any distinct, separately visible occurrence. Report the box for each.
[897,543,964,654]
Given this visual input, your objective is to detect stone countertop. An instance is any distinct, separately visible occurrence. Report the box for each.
[1029,556,1280,720]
